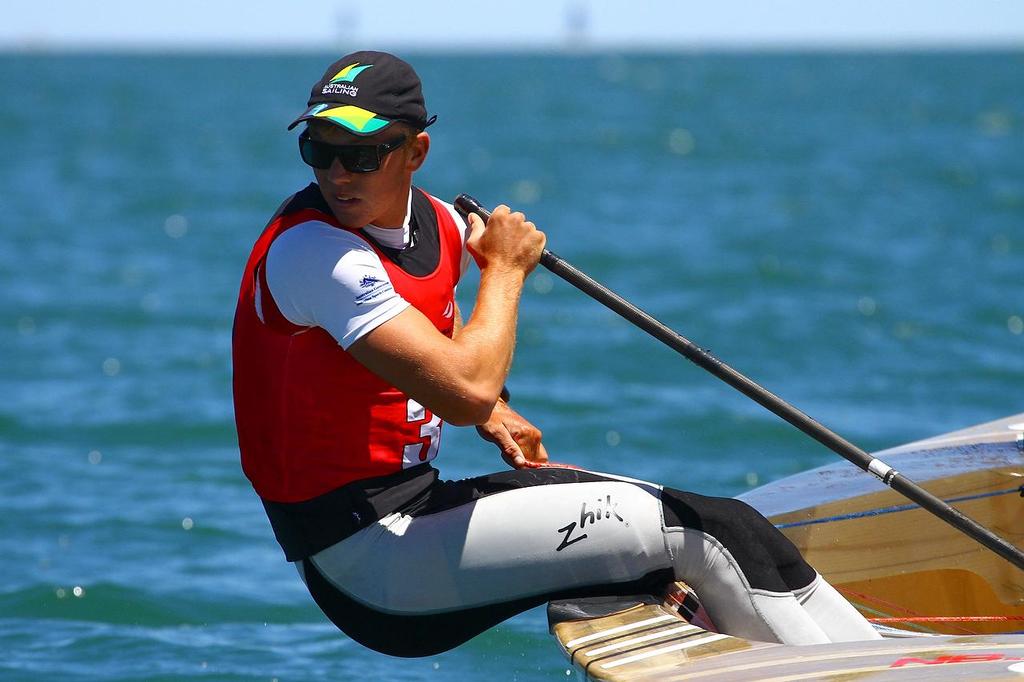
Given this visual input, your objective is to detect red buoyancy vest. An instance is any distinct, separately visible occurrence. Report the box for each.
[233,186,463,503]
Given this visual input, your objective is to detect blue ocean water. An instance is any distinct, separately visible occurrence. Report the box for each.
[1,52,1021,680]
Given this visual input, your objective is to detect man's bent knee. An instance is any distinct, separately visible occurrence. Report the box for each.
[660,488,815,592]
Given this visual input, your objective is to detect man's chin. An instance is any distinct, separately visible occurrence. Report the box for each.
[327,199,368,227]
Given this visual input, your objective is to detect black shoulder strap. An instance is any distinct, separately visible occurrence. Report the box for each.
[284,185,442,276]
[281,183,332,216]
[360,188,441,276]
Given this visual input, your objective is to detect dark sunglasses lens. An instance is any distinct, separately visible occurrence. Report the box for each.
[338,146,379,172]
[299,137,333,169]
[300,138,380,172]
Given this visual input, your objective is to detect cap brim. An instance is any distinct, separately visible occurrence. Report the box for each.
[287,104,396,135]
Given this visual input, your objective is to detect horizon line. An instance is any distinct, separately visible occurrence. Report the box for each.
[3,39,1023,56]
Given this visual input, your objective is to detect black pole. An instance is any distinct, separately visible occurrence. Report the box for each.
[454,193,1024,573]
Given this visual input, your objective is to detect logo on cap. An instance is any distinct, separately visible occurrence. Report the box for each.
[323,62,373,97]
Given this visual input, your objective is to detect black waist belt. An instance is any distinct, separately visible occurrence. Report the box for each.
[261,464,439,562]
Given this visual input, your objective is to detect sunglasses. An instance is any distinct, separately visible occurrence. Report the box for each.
[298,131,408,173]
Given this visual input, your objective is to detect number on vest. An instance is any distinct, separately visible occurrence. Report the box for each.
[402,399,441,468]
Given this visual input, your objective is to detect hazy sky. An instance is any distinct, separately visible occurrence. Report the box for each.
[3,0,1023,51]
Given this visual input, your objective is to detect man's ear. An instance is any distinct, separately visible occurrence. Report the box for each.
[406,132,430,171]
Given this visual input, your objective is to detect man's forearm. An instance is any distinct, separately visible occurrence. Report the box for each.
[451,268,524,408]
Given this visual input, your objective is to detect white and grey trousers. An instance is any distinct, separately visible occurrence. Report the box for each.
[271,466,879,657]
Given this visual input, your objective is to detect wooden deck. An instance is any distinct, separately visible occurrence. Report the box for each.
[551,594,1024,680]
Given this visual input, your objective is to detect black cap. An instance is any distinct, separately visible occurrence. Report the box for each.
[287,50,436,136]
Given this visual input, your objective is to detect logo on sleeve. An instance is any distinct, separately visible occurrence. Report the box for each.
[354,274,392,306]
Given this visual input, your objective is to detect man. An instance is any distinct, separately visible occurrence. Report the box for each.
[232,50,879,657]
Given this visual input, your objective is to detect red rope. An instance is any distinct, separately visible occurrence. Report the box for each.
[837,586,928,617]
[841,587,1024,629]
[837,586,978,635]
[870,616,1024,623]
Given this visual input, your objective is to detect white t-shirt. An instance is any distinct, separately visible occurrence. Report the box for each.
[265,194,471,350]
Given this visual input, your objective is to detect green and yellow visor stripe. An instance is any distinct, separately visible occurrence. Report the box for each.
[289,104,392,135]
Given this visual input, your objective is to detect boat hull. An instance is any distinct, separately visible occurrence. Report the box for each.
[740,413,1024,635]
